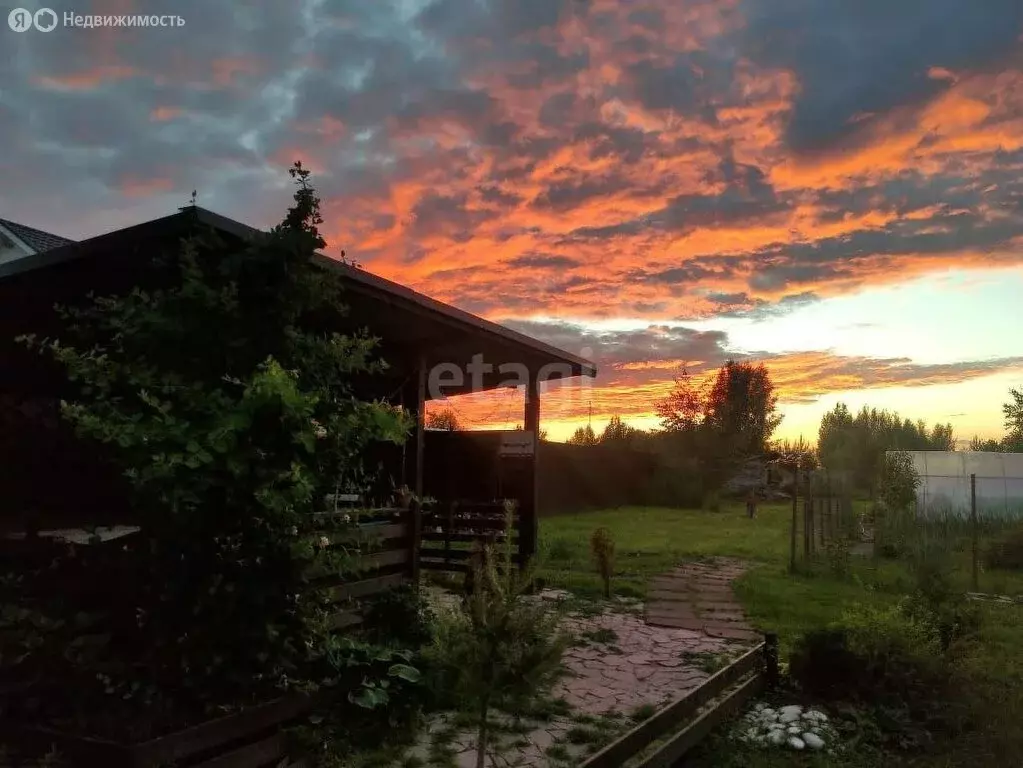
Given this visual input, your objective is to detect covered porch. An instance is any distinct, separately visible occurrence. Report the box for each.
[0,206,597,565]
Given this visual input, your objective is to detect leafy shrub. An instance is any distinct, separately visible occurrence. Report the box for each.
[790,601,943,702]
[823,535,852,577]
[361,584,435,650]
[590,528,615,599]
[320,636,422,715]
[790,596,979,753]
[985,524,1023,571]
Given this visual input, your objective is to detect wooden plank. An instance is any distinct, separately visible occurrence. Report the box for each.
[420,516,514,532]
[0,727,128,767]
[420,560,469,574]
[326,572,408,602]
[410,501,422,585]
[356,523,409,541]
[634,673,765,768]
[421,531,518,544]
[365,548,411,568]
[190,732,286,768]
[329,610,363,631]
[131,696,310,766]
[419,548,524,564]
[311,507,406,521]
[578,643,764,768]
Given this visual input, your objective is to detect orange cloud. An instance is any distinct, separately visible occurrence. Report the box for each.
[33,65,137,91]
[150,106,182,121]
[119,176,175,198]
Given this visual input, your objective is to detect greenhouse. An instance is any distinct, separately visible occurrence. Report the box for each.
[900,450,1023,521]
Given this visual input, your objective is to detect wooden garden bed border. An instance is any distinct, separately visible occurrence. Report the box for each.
[1,693,312,768]
[579,633,779,768]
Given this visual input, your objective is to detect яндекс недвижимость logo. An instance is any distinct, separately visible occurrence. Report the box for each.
[8,7,58,32]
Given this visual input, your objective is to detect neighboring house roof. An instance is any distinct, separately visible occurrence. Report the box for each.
[0,218,76,254]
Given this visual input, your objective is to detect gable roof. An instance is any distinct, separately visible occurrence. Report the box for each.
[0,207,597,390]
[0,218,76,254]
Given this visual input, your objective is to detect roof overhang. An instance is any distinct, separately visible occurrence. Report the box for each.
[0,207,596,398]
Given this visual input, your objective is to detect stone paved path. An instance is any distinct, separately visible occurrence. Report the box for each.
[553,599,731,716]
[644,557,761,642]
[403,589,742,767]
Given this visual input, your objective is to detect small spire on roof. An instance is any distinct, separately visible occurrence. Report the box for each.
[178,190,198,212]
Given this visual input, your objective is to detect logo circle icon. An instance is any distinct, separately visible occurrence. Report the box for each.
[7,7,33,31]
[34,8,57,32]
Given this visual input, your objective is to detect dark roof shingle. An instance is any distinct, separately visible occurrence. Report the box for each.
[0,218,76,254]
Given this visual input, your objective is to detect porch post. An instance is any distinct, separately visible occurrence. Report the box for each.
[521,374,540,564]
[411,354,427,585]
[415,354,426,501]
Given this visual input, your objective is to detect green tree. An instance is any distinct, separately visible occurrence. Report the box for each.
[20,163,410,699]
[656,365,705,433]
[817,403,955,496]
[599,414,637,444]
[968,435,1003,452]
[703,360,782,457]
[426,408,461,431]
[1004,388,1023,452]
[567,424,598,445]
[772,436,819,470]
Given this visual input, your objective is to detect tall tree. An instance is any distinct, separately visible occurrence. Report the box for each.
[968,435,1003,452]
[1004,388,1023,452]
[703,360,782,458]
[567,424,598,445]
[599,414,637,444]
[656,366,705,433]
[817,402,957,494]
[426,408,461,431]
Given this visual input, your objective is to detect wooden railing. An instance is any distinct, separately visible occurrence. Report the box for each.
[310,506,417,630]
[418,500,525,573]
[580,634,779,768]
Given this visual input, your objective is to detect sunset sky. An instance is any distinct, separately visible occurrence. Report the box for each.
[3,0,1022,443]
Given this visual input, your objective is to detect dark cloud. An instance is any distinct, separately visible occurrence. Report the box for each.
[505,253,582,269]
[740,0,1023,152]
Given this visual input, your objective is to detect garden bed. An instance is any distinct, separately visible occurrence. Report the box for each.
[1,694,310,768]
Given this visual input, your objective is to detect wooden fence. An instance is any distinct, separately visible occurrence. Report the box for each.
[1,500,533,766]
[580,634,779,768]
[419,500,524,573]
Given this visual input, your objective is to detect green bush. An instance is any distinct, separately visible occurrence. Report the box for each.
[361,584,435,650]
[823,535,852,577]
[790,601,944,702]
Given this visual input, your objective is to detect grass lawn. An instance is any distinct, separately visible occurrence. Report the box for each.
[538,502,1023,766]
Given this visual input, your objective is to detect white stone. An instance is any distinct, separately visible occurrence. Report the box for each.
[778,710,801,724]
[803,709,828,723]
[802,732,825,750]
[768,730,787,746]
[787,725,802,735]
[760,707,776,719]
[788,736,806,750]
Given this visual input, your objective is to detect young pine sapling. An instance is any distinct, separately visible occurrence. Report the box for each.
[427,502,568,768]
[590,527,616,599]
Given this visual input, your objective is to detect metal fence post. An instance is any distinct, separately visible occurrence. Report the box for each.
[790,464,799,573]
[971,473,979,592]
